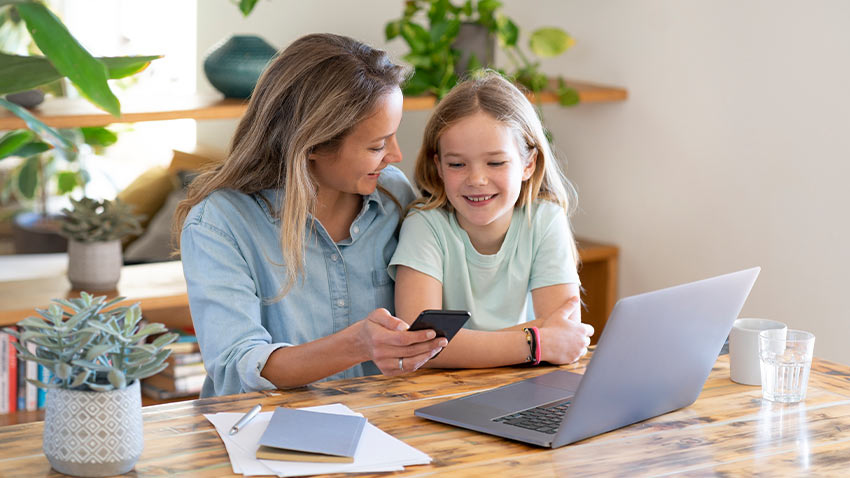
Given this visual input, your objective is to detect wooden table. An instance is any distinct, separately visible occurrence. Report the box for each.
[1,352,849,477]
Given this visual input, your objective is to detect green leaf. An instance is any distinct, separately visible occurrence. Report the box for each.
[556,83,580,106]
[10,141,50,158]
[16,3,120,116]
[101,55,160,79]
[107,368,126,389]
[529,28,572,58]
[55,171,79,194]
[69,370,89,388]
[400,21,430,54]
[0,53,159,94]
[0,97,74,151]
[85,344,115,362]
[54,361,72,379]
[87,382,114,392]
[80,126,118,147]
[0,129,33,159]
[496,16,518,47]
[385,20,402,41]
[238,0,259,16]
[151,332,179,349]
[17,155,39,199]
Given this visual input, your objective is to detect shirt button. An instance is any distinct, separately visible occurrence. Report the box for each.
[330,253,339,262]
[337,299,345,307]
[352,225,360,234]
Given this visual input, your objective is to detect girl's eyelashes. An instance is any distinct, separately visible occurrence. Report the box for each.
[488,161,508,167]
[369,144,386,152]
[447,162,465,168]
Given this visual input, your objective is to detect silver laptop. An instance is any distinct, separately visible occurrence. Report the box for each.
[415,267,760,447]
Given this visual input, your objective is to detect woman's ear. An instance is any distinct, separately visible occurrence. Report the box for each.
[522,147,538,181]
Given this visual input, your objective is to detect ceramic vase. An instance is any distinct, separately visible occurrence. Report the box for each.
[203,35,277,98]
[67,239,122,291]
[43,380,144,477]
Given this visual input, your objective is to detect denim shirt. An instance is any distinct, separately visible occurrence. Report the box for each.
[180,166,415,397]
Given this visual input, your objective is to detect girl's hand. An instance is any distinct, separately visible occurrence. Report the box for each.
[355,308,448,376]
[538,297,594,364]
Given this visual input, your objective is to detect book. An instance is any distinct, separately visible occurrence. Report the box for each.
[141,382,199,400]
[24,343,37,411]
[7,333,16,413]
[161,361,205,379]
[256,407,366,463]
[143,371,205,393]
[0,332,7,413]
[166,351,203,366]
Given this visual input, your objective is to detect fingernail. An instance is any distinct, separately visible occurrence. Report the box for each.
[439,339,448,347]
[427,330,436,339]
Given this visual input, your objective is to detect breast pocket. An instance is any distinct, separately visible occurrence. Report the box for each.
[372,268,394,313]
[372,237,397,313]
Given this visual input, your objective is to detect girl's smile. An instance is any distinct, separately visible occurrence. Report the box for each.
[436,112,536,252]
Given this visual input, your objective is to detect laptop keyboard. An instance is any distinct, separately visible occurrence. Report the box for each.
[492,400,572,435]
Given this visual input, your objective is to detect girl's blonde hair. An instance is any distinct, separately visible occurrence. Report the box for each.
[174,33,408,295]
[412,71,576,216]
[412,73,578,264]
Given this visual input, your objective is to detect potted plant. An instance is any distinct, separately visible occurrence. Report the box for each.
[3,293,178,477]
[59,197,143,291]
[385,0,579,105]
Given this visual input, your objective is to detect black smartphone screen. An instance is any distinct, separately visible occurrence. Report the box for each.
[408,309,471,342]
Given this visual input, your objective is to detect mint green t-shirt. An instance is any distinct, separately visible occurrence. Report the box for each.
[388,201,580,331]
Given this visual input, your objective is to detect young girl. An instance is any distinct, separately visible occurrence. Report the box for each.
[175,34,446,397]
[390,72,593,368]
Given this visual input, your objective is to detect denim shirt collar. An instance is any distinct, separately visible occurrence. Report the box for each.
[255,187,386,225]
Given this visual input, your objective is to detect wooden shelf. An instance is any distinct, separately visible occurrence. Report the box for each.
[0,79,627,130]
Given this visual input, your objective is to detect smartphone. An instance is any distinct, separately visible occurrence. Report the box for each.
[408,309,471,343]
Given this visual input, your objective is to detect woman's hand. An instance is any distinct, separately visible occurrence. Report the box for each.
[537,297,594,364]
[354,308,448,376]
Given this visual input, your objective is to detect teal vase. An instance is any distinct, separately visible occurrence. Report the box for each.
[203,35,277,99]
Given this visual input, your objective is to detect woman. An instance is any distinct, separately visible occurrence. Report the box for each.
[174,33,447,397]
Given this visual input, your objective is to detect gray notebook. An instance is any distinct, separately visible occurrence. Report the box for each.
[257,407,366,460]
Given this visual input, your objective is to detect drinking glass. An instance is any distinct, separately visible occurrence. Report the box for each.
[758,329,815,403]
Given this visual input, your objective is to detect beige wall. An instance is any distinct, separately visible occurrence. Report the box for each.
[197,1,850,365]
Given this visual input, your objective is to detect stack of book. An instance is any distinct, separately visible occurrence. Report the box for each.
[0,328,48,414]
[142,329,206,400]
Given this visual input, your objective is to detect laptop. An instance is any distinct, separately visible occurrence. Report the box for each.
[415,267,760,447]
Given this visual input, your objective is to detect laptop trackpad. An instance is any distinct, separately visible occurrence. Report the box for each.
[462,378,575,413]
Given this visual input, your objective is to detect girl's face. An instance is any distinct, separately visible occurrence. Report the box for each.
[435,112,536,238]
[310,87,404,197]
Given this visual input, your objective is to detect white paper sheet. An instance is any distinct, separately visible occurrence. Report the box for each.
[205,403,430,477]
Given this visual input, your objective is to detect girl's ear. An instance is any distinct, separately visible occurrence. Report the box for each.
[522,147,538,181]
[433,153,443,179]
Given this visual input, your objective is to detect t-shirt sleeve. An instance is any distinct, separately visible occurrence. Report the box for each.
[388,210,444,283]
[529,202,581,290]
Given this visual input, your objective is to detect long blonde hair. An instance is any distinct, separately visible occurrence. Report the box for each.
[174,33,408,295]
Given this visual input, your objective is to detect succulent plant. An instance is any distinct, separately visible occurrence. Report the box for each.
[3,292,179,392]
[59,196,144,243]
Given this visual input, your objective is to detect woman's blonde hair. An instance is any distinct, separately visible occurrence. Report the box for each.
[174,33,408,295]
[411,71,578,262]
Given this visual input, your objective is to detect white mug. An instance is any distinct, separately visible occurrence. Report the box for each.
[729,318,787,385]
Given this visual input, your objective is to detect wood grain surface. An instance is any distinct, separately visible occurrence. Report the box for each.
[1,353,849,477]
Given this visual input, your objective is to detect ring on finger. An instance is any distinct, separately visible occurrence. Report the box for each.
[398,357,404,371]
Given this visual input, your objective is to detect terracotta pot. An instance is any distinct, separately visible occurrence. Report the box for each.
[67,239,122,291]
[43,380,143,477]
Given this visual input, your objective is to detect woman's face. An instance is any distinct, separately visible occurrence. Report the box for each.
[310,87,404,197]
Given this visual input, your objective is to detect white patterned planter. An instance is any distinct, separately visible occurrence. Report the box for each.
[43,380,143,477]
